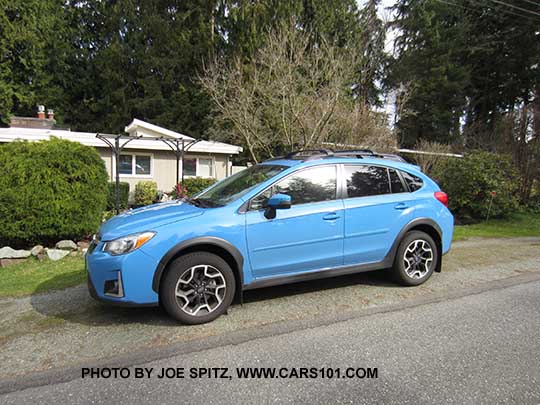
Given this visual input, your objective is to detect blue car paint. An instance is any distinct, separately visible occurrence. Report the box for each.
[267,193,292,207]
[246,198,345,278]
[86,156,454,305]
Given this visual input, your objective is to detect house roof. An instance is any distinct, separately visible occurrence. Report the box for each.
[0,119,242,155]
[124,118,195,141]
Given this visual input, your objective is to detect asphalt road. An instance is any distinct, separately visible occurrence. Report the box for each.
[2,278,539,404]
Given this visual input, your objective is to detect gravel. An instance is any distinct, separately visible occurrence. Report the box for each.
[0,237,538,379]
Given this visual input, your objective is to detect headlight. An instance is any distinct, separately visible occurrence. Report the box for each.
[103,231,156,255]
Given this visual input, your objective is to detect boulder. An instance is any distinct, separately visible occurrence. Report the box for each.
[47,249,70,261]
[0,246,31,259]
[0,258,27,267]
[77,241,90,250]
[55,240,77,251]
[30,245,44,257]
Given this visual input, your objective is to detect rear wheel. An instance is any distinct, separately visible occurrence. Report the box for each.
[160,252,235,324]
[392,231,438,286]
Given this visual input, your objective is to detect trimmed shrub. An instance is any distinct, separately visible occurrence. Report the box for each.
[525,194,540,213]
[0,138,108,247]
[170,177,218,198]
[107,182,130,210]
[134,180,158,206]
[432,151,519,223]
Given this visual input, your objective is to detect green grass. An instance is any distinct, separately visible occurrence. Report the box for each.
[453,212,540,241]
[0,255,85,298]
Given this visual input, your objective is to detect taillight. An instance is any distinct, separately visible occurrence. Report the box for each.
[434,191,448,207]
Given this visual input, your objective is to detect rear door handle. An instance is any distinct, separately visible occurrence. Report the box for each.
[394,203,408,210]
[322,212,340,221]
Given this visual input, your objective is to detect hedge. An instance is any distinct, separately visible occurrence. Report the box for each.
[170,177,218,198]
[432,151,519,223]
[107,182,130,211]
[134,180,158,206]
[0,138,109,248]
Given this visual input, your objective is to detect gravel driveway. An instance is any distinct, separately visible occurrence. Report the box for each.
[0,237,539,380]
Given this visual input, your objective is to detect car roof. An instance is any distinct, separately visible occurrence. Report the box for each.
[261,156,422,174]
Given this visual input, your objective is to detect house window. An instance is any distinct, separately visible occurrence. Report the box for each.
[119,154,152,176]
[183,157,214,177]
[184,158,197,176]
[198,158,213,177]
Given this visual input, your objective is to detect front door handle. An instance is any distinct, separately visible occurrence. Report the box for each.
[394,202,408,210]
[322,212,340,221]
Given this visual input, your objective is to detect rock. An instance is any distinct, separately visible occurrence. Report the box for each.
[69,251,79,257]
[77,241,90,250]
[0,258,27,267]
[30,245,44,257]
[0,246,31,259]
[81,248,88,255]
[37,253,47,261]
[47,249,70,261]
[55,240,77,251]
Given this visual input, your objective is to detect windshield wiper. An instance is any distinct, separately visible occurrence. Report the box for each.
[194,198,224,208]
[181,197,222,208]
[181,196,203,207]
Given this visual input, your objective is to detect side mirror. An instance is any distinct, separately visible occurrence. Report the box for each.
[264,193,291,219]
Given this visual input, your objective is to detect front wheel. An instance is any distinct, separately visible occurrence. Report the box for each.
[392,231,438,286]
[160,252,236,324]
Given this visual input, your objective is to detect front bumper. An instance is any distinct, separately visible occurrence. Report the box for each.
[86,241,160,306]
[86,275,157,307]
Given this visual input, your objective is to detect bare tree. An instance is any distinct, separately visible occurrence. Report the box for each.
[408,139,453,174]
[200,24,395,162]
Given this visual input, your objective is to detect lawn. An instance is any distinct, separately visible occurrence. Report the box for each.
[453,212,540,241]
[0,255,85,298]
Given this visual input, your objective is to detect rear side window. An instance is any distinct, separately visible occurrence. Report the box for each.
[344,165,390,198]
[389,169,407,193]
[401,171,423,192]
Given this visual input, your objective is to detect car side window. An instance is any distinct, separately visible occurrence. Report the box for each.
[250,165,337,210]
[389,169,407,193]
[345,165,390,198]
[401,171,423,192]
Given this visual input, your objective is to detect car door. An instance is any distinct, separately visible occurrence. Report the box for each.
[245,165,344,279]
[342,164,415,265]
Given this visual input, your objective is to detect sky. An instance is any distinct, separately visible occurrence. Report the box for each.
[357,0,398,53]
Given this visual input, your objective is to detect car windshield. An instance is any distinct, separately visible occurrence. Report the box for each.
[191,164,287,207]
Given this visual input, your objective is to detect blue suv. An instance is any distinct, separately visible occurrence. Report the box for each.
[87,149,453,324]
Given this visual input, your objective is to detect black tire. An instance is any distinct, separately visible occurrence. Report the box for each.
[160,252,236,325]
[392,231,438,286]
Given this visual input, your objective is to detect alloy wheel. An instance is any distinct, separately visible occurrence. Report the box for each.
[175,265,226,316]
[403,239,434,279]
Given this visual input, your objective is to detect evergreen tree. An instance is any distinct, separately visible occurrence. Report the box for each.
[388,0,470,147]
[357,0,387,105]
[0,0,68,124]
[61,0,218,136]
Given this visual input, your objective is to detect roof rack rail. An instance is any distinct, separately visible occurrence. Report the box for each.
[283,149,334,160]
[332,149,407,162]
[268,148,407,163]
[333,149,375,157]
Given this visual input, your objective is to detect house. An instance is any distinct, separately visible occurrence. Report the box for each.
[0,108,243,193]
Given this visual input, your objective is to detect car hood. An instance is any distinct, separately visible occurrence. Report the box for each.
[99,201,204,241]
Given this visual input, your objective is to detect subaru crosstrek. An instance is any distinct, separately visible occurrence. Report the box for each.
[86,149,454,324]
